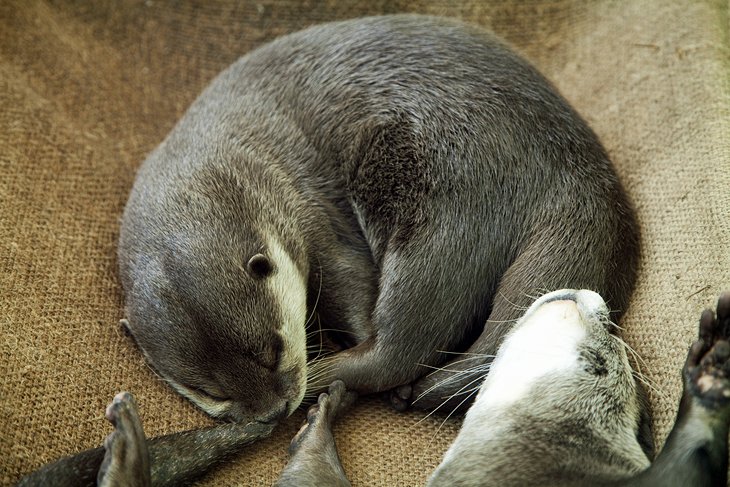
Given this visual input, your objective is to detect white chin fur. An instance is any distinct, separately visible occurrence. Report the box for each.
[474,289,606,410]
[266,235,308,413]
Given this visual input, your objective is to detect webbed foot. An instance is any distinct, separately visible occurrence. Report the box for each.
[685,292,730,410]
[98,392,151,487]
[276,380,355,487]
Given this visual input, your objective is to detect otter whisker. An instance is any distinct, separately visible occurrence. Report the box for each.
[304,328,325,363]
[306,328,360,337]
[413,364,490,405]
[142,361,167,382]
[304,370,334,387]
[418,374,485,445]
[413,364,492,399]
[306,363,339,386]
[422,368,490,416]
[422,361,491,385]
[434,360,493,375]
[602,317,625,332]
[612,333,649,370]
[497,291,530,312]
[434,386,480,436]
[306,361,338,380]
[608,333,666,399]
[306,360,335,375]
[485,318,520,325]
[456,383,485,397]
[442,369,491,400]
[305,346,328,363]
[304,258,324,330]
[312,313,326,362]
[523,291,544,302]
[305,369,336,385]
[632,370,667,400]
[434,350,496,358]
[418,355,491,373]
[424,389,477,449]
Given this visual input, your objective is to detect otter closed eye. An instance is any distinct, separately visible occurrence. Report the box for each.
[191,387,230,402]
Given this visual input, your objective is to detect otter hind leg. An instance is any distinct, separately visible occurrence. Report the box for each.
[98,392,151,487]
[397,254,553,413]
[275,380,356,487]
[401,221,638,414]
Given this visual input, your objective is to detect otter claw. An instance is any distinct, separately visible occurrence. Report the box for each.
[390,385,413,412]
[685,293,730,409]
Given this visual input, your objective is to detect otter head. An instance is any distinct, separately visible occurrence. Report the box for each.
[436,289,653,484]
[123,225,308,424]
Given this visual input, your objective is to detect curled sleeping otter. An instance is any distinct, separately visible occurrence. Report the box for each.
[117,14,639,424]
[17,291,730,486]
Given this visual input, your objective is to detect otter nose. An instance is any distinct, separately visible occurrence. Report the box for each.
[259,401,288,424]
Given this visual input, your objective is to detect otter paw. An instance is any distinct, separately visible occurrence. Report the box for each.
[98,392,151,487]
[685,293,730,409]
[289,380,356,455]
[404,361,487,413]
[390,384,413,412]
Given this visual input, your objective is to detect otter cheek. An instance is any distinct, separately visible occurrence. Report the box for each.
[265,235,308,411]
[165,379,235,420]
[279,342,307,412]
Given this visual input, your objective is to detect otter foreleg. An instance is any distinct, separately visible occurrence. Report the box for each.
[17,394,274,486]
[622,292,730,487]
[307,216,490,395]
[403,223,638,414]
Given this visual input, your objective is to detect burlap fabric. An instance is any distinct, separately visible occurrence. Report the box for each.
[2,1,728,485]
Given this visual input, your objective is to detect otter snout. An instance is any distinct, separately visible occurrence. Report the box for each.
[222,398,290,424]
[162,363,305,425]
[256,401,289,424]
[220,367,305,423]
[471,289,618,410]
[526,289,609,324]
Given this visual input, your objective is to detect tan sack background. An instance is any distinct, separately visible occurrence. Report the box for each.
[1,1,729,485]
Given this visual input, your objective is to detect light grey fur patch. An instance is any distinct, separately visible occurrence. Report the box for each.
[266,234,308,413]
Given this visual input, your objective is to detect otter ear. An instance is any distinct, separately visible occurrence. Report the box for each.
[247,253,274,278]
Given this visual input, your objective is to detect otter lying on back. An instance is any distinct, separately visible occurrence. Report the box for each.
[118,14,639,424]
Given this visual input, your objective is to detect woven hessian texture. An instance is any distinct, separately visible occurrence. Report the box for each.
[1,1,728,485]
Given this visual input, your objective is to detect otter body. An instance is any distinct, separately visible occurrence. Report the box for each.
[118,15,639,423]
